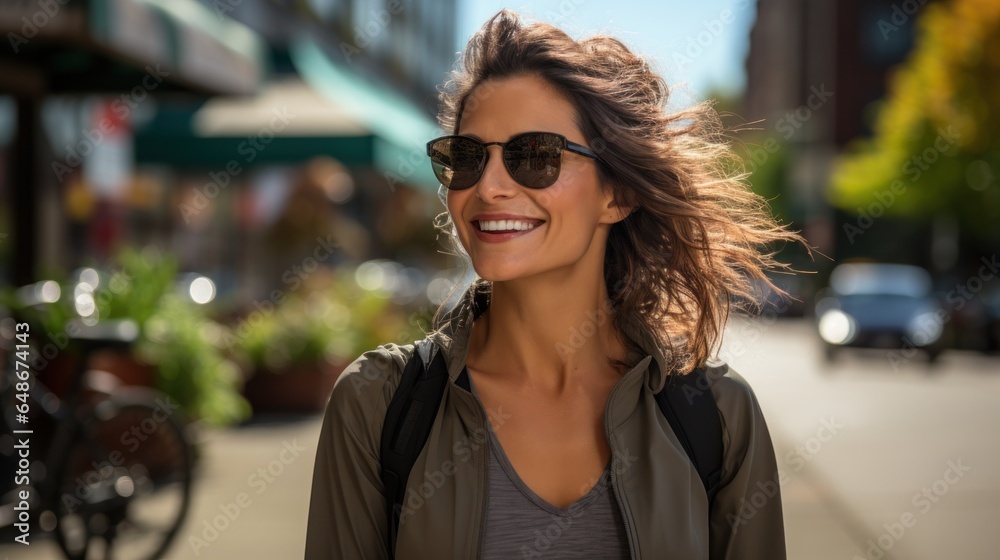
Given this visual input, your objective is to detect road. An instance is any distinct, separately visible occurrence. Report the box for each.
[721,314,1000,560]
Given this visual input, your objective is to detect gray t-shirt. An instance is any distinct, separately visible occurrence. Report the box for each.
[469,373,632,559]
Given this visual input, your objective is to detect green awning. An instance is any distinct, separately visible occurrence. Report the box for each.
[288,36,443,193]
[134,77,380,167]
[135,39,445,194]
[0,0,266,95]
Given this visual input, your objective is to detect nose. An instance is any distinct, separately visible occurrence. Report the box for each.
[473,144,518,201]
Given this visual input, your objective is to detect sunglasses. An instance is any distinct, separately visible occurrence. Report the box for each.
[426,131,600,190]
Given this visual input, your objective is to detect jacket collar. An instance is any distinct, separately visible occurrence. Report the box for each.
[428,280,673,396]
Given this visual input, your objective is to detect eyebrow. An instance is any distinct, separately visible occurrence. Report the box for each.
[460,132,483,140]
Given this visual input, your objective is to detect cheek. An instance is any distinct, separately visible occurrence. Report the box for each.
[446,191,472,235]
[537,176,603,224]
[531,176,574,211]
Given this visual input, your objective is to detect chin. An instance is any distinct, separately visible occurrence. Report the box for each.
[476,258,565,283]
[471,268,516,283]
[471,261,530,283]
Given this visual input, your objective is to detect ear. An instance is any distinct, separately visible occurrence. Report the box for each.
[599,185,636,224]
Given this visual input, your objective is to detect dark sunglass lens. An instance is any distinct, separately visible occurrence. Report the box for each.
[429,137,483,190]
[505,133,563,188]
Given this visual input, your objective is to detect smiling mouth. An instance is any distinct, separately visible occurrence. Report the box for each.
[473,219,545,233]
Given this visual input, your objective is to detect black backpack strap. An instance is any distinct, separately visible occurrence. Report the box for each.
[380,337,449,559]
[380,286,489,556]
[655,366,725,508]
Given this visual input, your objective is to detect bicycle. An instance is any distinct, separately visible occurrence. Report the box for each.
[1,307,196,559]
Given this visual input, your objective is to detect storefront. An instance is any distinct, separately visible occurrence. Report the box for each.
[0,0,267,285]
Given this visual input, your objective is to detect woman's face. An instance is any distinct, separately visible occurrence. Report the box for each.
[447,74,626,282]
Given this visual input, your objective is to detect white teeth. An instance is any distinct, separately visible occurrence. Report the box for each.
[479,220,538,232]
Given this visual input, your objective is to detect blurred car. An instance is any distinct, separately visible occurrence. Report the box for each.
[813,262,950,363]
[732,271,810,318]
[758,271,809,317]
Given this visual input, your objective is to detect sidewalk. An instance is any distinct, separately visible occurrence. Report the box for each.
[770,434,866,559]
[0,414,322,560]
[165,415,320,559]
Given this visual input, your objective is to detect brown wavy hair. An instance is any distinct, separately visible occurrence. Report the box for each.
[429,8,814,378]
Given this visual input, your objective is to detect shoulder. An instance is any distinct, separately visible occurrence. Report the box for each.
[321,341,418,449]
[699,361,788,556]
[701,358,766,423]
[700,358,778,471]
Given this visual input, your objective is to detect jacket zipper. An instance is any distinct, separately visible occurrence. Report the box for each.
[460,381,489,560]
[605,367,640,560]
[477,408,487,560]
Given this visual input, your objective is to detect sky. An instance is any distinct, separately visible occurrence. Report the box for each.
[457,0,757,107]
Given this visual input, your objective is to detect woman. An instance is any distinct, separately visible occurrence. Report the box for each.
[306,8,810,560]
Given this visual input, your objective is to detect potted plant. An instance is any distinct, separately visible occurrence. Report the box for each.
[135,292,252,427]
[0,245,251,428]
[234,287,355,414]
[234,265,432,414]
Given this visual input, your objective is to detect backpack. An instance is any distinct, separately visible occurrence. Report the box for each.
[379,326,723,559]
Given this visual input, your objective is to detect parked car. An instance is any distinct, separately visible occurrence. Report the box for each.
[813,262,950,363]
[759,271,810,317]
[732,271,810,318]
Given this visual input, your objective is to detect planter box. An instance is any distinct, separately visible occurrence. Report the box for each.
[35,349,156,400]
[242,359,346,414]
[89,349,158,388]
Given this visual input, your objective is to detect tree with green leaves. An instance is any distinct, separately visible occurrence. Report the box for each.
[828,0,1000,245]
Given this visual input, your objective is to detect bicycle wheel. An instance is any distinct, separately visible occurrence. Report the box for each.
[49,386,195,560]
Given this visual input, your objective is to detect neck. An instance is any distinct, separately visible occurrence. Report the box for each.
[467,270,631,397]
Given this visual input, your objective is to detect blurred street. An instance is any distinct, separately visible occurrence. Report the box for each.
[4,316,996,559]
[722,314,1000,560]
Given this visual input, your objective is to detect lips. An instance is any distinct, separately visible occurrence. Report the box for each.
[470,218,545,243]
[471,214,545,230]
[473,219,543,232]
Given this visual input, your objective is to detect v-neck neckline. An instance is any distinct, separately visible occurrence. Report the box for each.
[466,366,613,517]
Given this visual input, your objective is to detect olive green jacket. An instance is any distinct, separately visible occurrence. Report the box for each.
[305,282,787,559]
